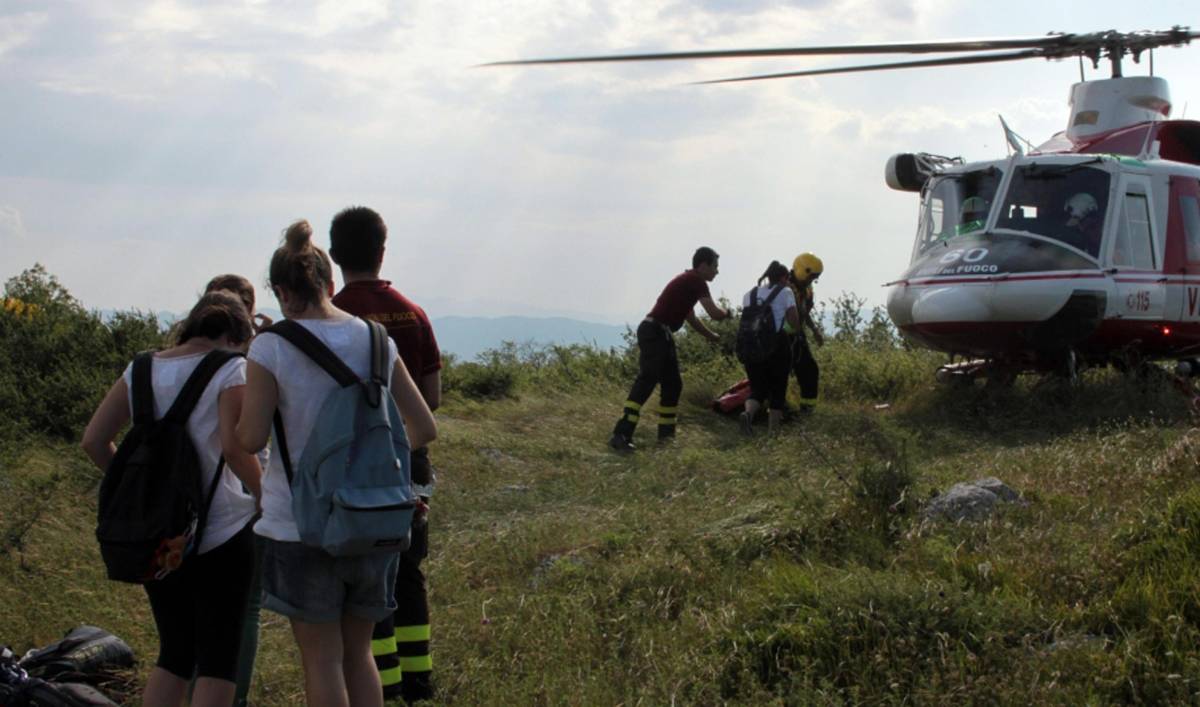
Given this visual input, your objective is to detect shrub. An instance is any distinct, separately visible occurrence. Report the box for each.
[0,265,167,439]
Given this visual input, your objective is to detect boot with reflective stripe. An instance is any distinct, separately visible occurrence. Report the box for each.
[370,623,402,698]
[395,623,433,701]
[657,405,677,441]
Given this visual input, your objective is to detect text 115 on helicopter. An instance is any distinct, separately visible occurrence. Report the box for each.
[490,28,1200,382]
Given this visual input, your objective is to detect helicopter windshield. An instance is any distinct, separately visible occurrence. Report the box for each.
[993,162,1111,259]
[916,168,1003,253]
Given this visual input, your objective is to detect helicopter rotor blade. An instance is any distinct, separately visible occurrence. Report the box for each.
[693,49,1046,84]
[483,36,1071,67]
[485,27,1199,73]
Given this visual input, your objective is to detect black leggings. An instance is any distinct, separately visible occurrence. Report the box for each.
[144,523,255,681]
[745,338,791,410]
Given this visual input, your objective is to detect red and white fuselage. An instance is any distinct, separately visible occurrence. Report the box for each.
[886,77,1200,368]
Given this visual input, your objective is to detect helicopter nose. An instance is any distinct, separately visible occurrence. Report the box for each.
[911,285,990,324]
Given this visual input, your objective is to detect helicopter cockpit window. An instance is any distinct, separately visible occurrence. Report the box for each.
[916,168,1003,253]
[994,163,1111,259]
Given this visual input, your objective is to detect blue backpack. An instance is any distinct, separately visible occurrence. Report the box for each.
[265,319,416,556]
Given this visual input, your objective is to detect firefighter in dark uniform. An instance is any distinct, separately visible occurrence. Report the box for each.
[609,247,730,451]
[786,253,824,413]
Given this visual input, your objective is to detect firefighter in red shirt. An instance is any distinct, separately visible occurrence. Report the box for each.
[328,206,440,703]
[609,247,730,452]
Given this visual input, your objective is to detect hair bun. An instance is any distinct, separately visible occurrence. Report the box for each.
[284,220,314,251]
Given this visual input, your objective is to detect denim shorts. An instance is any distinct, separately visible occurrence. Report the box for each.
[260,538,399,624]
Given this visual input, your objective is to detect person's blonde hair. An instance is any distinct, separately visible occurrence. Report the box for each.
[268,220,333,308]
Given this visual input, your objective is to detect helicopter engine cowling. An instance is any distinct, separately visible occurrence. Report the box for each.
[885,152,964,192]
[885,153,926,192]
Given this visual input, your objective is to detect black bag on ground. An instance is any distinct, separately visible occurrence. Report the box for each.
[735,284,786,364]
[95,350,243,583]
[4,682,120,707]
[2,647,119,707]
[19,626,134,685]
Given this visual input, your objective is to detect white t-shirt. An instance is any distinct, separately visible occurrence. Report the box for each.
[122,352,257,554]
[247,317,399,541]
[742,284,798,331]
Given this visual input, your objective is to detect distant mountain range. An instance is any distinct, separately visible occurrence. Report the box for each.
[431,316,628,361]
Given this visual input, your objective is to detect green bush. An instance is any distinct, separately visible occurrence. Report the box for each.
[0,265,167,439]
[443,361,520,400]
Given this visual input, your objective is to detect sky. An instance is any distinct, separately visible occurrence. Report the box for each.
[2,1,1198,324]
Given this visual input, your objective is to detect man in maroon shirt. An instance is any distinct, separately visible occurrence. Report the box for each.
[328,206,440,703]
[610,247,730,452]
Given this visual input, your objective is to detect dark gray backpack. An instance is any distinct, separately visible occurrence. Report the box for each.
[735,284,786,364]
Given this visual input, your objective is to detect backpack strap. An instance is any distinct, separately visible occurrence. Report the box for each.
[191,455,229,556]
[274,411,294,486]
[747,287,759,307]
[262,320,358,387]
[365,319,389,409]
[130,352,156,426]
[163,350,246,424]
[763,283,786,306]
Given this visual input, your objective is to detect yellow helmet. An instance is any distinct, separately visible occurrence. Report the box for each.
[792,253,824,280]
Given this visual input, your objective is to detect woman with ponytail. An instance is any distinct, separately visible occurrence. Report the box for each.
[738,260,800,436]
[82,291,262,707]
[235,220,436,707]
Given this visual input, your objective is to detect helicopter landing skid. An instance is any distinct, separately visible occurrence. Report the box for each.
[935,359,1023,388]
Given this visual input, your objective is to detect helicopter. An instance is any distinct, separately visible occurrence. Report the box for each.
[490,27,1200,385]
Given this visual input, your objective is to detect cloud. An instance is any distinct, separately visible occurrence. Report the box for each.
[0,11,47,59]
[0,206,26,241]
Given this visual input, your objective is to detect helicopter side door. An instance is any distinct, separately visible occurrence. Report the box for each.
[1107,174,1164,322]
[1169,177,1200,325]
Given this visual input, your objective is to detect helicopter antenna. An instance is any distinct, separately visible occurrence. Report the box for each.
[1150,48,1154,76]
[998,115,1031,156]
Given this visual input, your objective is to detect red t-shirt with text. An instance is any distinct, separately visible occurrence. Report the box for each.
[333,280,441,379]
[647,270,711,331]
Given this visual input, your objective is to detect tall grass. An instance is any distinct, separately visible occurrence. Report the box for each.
[4,267,1200,705]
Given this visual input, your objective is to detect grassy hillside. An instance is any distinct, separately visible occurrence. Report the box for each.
[2,266,1199,705]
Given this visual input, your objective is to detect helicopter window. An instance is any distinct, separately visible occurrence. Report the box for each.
[1182,195,1200,263]
[995,163,1110,259]
[916,168,1003,253]
[1118,193,1155,270]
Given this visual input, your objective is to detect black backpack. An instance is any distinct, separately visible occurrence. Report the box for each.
[19,626,134,685]
[1,646,121,707]
[95,350,243,584]
[735,284,786,364]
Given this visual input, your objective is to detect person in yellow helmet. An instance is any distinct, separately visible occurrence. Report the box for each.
[785,253,824,414]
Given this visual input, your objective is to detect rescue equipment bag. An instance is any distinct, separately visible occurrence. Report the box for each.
[265,319,416,557]
[735,284,786,365]
[95,350,241,583]
[711,378,752,415]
